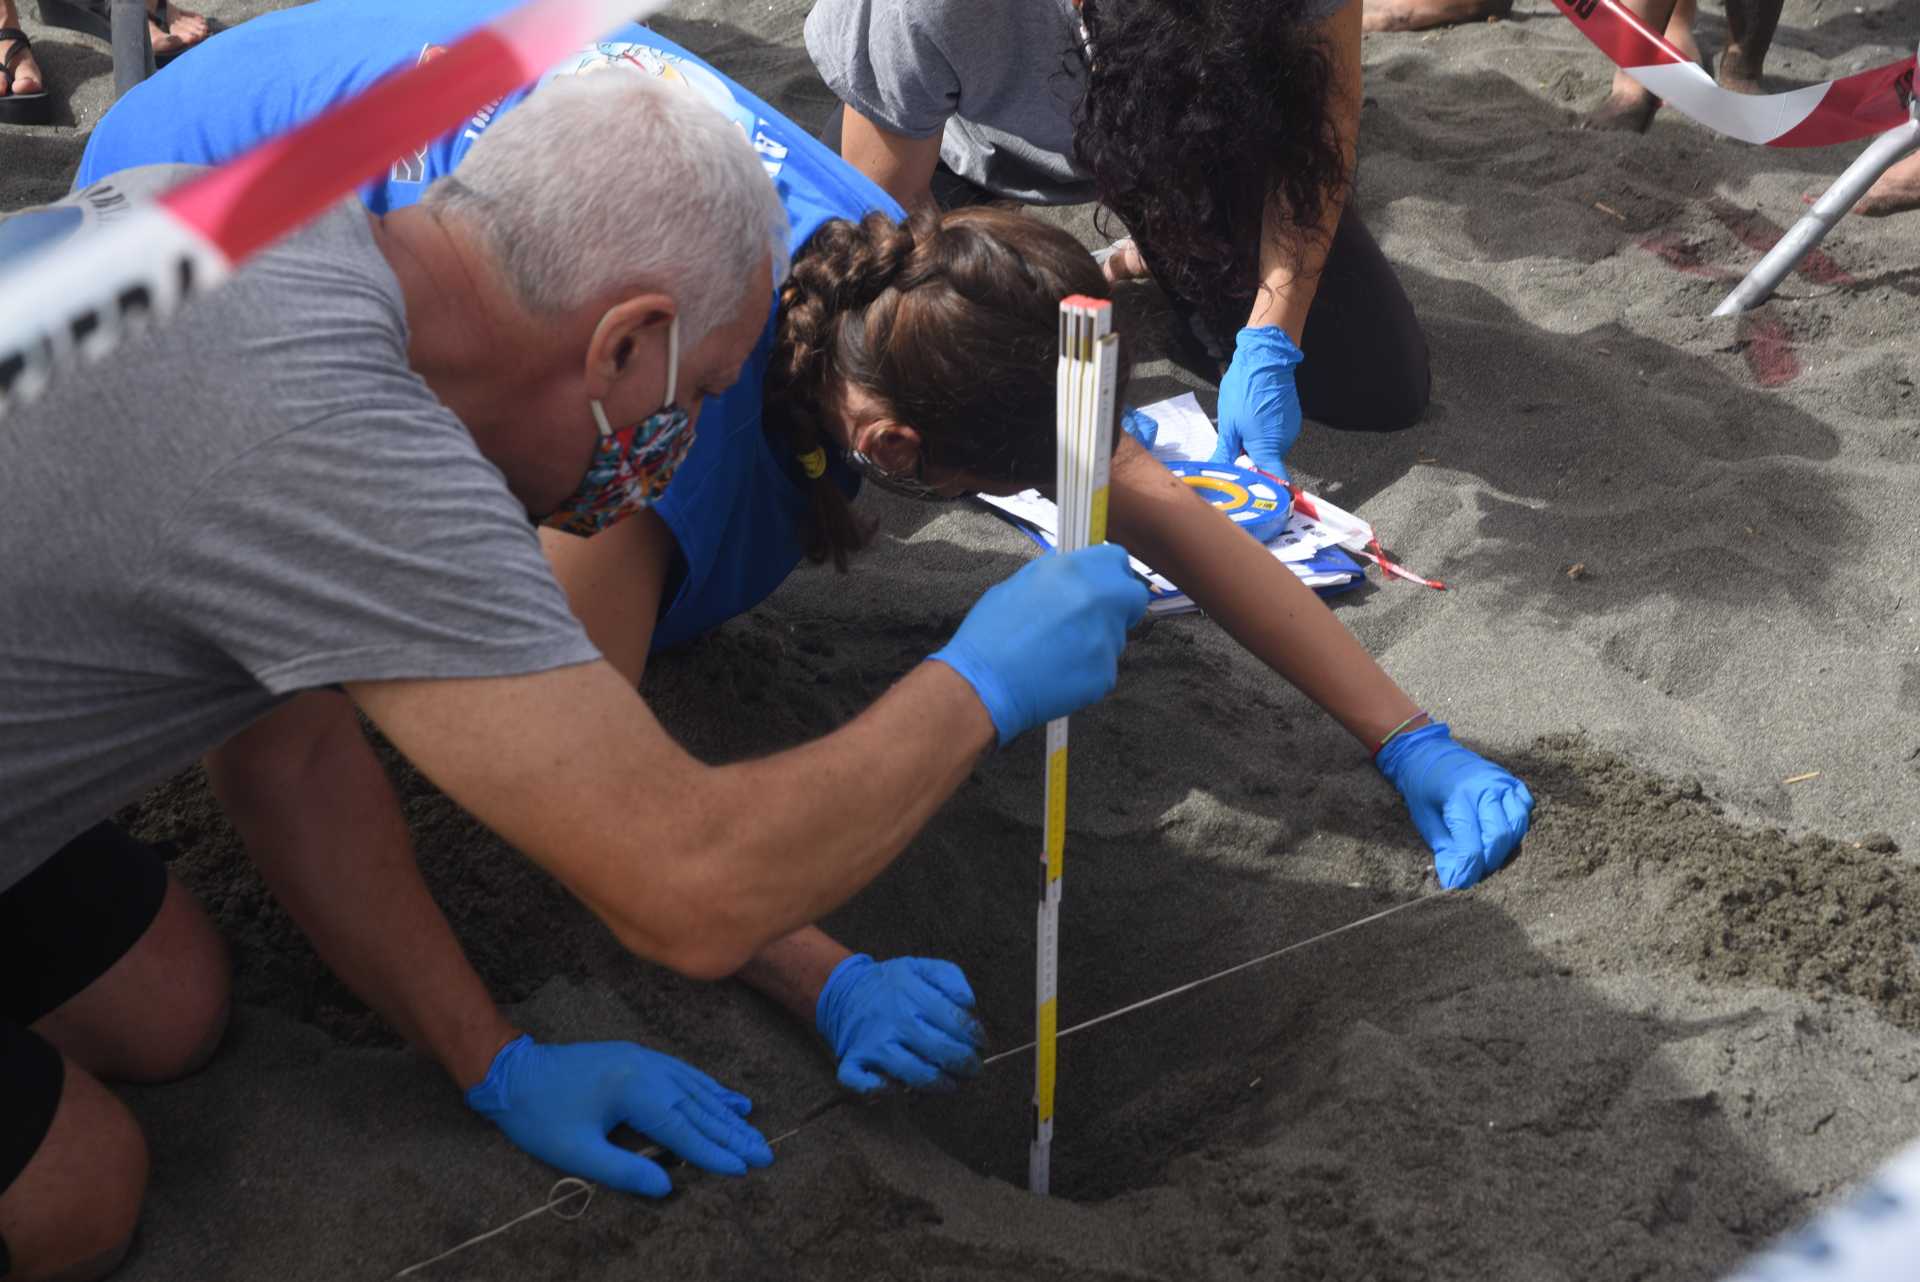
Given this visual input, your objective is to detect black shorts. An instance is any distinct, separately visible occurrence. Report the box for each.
[0,823,169,1215]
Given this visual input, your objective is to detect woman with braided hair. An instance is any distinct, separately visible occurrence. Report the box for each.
[75,4,1529,1199]
[807,0,1429,484]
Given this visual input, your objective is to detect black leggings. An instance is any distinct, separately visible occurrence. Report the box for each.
[819,105,1429,433]
[1148,206,1431,434]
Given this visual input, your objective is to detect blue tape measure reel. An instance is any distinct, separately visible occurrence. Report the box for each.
[1166,461,1292,543]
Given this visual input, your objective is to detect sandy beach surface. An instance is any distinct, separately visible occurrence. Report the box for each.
[6,0,1920,1277]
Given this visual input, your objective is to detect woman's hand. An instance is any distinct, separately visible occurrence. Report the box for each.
[1374,723,1535,889]
[1210,326,1305,480]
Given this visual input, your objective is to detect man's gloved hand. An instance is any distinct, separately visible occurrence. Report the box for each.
[930,543,1148,745]
[816,954,984,1092]
[1375,723,1536,890]
[1211,326,1306,481]
[466,1034,773,1197]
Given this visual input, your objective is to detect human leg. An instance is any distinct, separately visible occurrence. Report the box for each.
[1360,0,1513,34]
[0,821,225,1282]
[0,1029,148,1282]
[0,0,49,125]
[1584,0,1697,132]
[1,823,230,1086]
[1289,207,1430,432]
[1717,0,1782,92]
[29,0,206,59]
[1853,154,1920,216]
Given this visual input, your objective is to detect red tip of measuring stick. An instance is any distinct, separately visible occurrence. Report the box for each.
[1060,295,1111,311]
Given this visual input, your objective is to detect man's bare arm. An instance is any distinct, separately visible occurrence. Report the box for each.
[204,691,516,1087]
[348,657,994,981]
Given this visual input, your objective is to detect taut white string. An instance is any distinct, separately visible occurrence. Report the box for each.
[391,890,1444,1274]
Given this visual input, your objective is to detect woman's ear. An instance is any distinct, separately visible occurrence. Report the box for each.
[854,419,924,474]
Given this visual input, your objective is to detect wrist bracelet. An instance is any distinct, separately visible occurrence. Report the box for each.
[1372,712,1429,760]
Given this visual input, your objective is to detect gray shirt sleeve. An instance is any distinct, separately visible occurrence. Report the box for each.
[805,0,961,139]
[141,404,599,696]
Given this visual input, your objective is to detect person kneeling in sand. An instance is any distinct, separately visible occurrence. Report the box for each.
[806,0,1431,483]
[0,74,1149,1281]
[78,0,1532,1173]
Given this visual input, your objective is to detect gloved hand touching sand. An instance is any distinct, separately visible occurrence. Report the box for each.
[1374,723,1535,889]
[816,954,984,1092]
[1211,326,1306,482]
[466,1034,773,1196]
[930,543,1148,745]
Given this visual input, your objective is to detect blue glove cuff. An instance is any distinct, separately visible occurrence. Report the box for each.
[815,953,877,1043]
[1233,325,1306,369]
[464,1033,533,1118]
[926,644,1018,747]
[1373,721,1453,780]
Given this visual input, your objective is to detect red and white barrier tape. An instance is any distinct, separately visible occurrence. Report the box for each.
[1550,0,1916,147]
[0,0,665,419]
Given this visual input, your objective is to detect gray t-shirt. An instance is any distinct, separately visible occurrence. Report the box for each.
[0,166,599,888]
[806,0,1093,205]
[805,0,1349,206]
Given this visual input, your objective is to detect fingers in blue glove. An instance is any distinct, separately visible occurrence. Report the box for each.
[668,1061,754,1118]
[558,1134,679,1199]
[905,957,976,1011]
[658,1095,774,1173]
[1211,326,1305,477]
[929,543,1148,744]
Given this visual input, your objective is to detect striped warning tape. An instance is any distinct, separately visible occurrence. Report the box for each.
[0,0,666,422]
[1550,0,1915,147]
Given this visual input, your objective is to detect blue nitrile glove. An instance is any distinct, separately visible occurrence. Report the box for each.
[1374,723,1536,890]
[1211,326,1306,481]
[929,543,1149,745]
[1121,406,1159,450]
[816,954,984,1092]
[465,1034,773,1197]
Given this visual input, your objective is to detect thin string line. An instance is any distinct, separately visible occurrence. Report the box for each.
[983,890,1444,1067]
[390,889,1443,1277]
[393,1178,594,1278]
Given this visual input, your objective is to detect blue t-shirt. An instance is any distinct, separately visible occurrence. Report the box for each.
[79,0,899,651]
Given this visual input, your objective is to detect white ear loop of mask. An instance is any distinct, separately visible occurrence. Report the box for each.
[590,311,680,436]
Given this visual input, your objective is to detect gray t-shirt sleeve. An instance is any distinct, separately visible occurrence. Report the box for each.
[142,406,599,695]
[805,0,961,139]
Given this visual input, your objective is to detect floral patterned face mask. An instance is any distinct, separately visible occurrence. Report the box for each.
[542,313,692,537]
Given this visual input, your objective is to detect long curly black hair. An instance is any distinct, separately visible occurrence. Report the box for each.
[1074,0,1349,312]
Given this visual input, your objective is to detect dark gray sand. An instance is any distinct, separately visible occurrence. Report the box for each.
[8,0,1920,1278]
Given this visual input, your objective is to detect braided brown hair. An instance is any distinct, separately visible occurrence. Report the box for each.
[768,206,1118,569]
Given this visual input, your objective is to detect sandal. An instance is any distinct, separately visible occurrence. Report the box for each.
[33,0,205,64]
[0,26,50,125]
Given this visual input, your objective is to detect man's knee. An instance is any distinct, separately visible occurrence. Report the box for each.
[29,869,232,1086]
[103,876,231,1084]
[0,1049,149,1282]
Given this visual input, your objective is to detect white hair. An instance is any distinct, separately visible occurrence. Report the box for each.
[424,70,789,346]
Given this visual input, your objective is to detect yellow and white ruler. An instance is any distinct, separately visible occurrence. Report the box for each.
[1030,295,1119,1195]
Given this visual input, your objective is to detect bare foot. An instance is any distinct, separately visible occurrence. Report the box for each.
[147,0,209,57]
[0,1,44,100]
[1361,0,1512,34]
[0,34,44,101]
[1583,9,1699,131]
[1853,153,1920,217]
[1584,78,1660,131]
[1716,43,1765,94]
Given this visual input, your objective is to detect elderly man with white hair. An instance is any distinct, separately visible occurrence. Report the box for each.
[0,69,1146,1281]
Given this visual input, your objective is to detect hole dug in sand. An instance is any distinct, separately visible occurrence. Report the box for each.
[850,738,1920,1277]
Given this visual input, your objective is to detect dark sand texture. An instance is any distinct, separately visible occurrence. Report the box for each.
[6,0,1920,1278]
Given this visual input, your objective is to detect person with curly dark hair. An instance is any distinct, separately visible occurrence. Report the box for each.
[806,0,1429,483]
